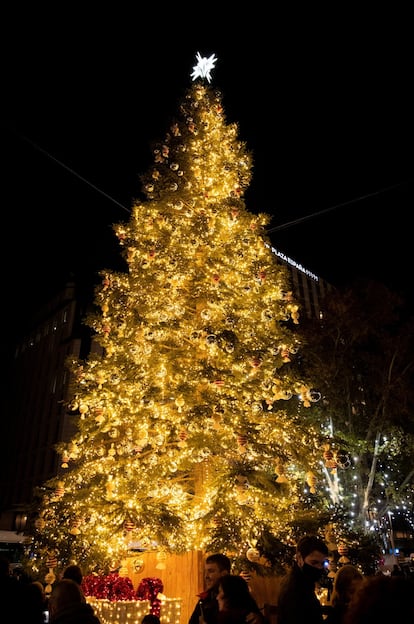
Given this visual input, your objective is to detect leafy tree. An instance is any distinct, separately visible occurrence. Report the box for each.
[299,279,414,554]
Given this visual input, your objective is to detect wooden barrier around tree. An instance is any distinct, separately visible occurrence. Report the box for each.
[123,550,283,624]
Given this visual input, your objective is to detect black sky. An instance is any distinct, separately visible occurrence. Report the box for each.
[1,11,412,356]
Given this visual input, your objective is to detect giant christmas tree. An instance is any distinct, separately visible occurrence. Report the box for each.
[29,53,328,575]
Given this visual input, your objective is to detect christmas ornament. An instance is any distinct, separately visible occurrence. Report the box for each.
[155,551,167,570]
[44,569,56,595]
[335,450,351,469]
[306,472,317,494]
[44,551,57,595]
[235,474,249,503]
[124,520,136,532]
[69,519,81,535]
[53,481,64,498]
[275,462,288,483]
[337,543,350,564]
[323,445,338,472]
[46,555,58,568]
[246,547,260,562]
[134,558,145,573]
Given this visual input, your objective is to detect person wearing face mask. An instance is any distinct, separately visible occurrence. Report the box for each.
[277,535,329,624]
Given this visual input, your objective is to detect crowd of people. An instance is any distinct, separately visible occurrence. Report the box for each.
[2,536,414,624]
[189,538,414,624]
[187,538,414,624]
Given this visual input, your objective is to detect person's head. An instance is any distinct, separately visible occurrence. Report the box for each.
[216,574,256,612]
[204,553,231,590]
[344,575,414,624]
[32,581,45,595]
[48,578,86,620]
[62,564,83,585]
[331,564,363,608]
[24,581,46,609]
[142,615,161,624]
[296,535,329,583]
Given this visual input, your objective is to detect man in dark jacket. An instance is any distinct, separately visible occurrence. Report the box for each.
[188,554,231,624]
[277,535,329,624]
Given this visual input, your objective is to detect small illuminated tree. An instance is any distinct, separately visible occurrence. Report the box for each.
[28,53,329,575]
[299,280,414,560]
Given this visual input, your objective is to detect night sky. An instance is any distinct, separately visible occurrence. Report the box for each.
[1,11,412,359]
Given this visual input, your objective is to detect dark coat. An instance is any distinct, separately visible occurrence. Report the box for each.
[323,604,345,624]
[218,608,255,624]
[277,562,325,624]
[50,602,101,624]
[189,587,220,624]
[0,574,27,623]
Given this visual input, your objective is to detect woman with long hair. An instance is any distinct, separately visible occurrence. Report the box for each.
[216,575,264,624]
[325,564,363,624]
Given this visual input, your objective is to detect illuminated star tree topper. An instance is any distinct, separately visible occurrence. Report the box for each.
[191,51,217,83]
